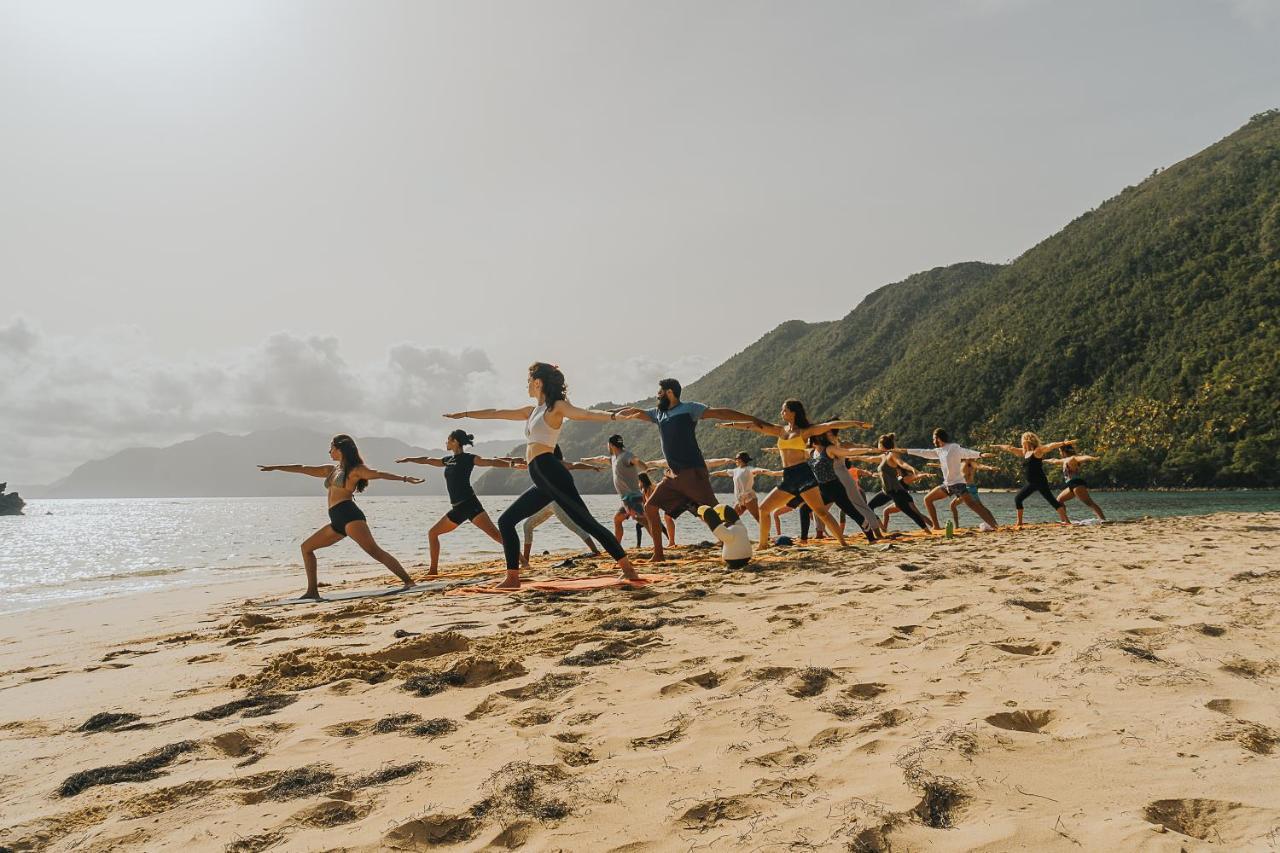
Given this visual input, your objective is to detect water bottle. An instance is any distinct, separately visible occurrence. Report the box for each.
[944,520,955,538]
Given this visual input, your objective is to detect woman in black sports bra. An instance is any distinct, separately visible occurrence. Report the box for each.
[397,429,522,576]
[259,434,423,600]
[989,432,1073,528]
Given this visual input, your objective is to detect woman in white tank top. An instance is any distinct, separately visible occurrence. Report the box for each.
[446,361,639,588]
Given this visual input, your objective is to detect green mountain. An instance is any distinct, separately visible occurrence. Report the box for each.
[480,110,1280,493]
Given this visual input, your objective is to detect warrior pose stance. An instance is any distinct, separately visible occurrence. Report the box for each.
[614,378,766,561]
[989,432,1075,527]
[446,362,637,588]
[901,429,999,531]
[396,429,519,575]
[925,457,1001,528]
[717,400,870,549]
[521,449,606,567]
[581,434,661,546]
[710,452,782,530]
[866,433,933,532]
[1056,444,1106,521]
[259,434,421,599]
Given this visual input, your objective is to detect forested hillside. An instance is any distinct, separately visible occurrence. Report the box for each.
[480,111,1280,492]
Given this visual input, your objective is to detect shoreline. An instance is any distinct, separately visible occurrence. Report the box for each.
[2,512,1279,850]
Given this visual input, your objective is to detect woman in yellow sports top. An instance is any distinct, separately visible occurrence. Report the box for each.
[718,399,871,550]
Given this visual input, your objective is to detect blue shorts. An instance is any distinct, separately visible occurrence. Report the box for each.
[618,492,645,517]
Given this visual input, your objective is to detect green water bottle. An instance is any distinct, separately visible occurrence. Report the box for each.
[944,520,955,538]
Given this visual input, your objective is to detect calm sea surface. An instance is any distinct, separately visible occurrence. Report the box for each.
[2,490,1278,614]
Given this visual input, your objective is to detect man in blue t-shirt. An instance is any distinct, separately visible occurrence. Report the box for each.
[617,378,764,561]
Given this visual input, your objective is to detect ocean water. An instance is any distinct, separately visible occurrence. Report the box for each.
[2,490,1278,615]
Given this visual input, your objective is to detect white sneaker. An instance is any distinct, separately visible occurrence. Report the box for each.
[979,522,996,532]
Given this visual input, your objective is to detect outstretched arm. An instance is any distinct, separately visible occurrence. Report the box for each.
[556,401,626,423]
[473,456,520,468]
[903,447,940,460]
[565,461,604,471]
[357,466,424,485]
[986,444,1021,457]
[396,456,445,467]
[1037,439,1078,455]
[825,444,878,459]
[716,420,783,437]
[703,457,737,470]
[701,407,767,426]
[798,418,873,438]
[444,407,532,421]
[613,406,652,421]
[258,464,333,478]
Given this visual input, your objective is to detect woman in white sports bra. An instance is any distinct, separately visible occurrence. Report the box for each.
[446,362,638,589]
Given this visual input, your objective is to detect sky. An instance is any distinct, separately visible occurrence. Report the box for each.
[3,0,1279,485]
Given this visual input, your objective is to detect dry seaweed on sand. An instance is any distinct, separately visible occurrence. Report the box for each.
[470,762,572,822]
[348,761,426,788]
[255,765,338,801]
[373,713,421,733]
[402,671,467,697]
[58,740,199,797]
[409,718,459,738]
[192,693,295,721]
[76,711,141,732]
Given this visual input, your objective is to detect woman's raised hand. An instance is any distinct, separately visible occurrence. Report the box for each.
[403,476,425,485]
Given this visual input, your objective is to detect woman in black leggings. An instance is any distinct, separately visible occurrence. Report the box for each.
[866,433,932,532]
[989,432,1073,528]
[788,433,880,543]
[445,362,638,588]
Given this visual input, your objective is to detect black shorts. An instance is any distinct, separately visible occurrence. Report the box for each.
[944,483,968,497]
[328,500,366,536]
[725,558,752,570]
[778,462,819,497]
[1065,478,1087,489]
[446,495,485,524]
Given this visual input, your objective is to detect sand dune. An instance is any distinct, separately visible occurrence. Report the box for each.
[2,513,1279,851]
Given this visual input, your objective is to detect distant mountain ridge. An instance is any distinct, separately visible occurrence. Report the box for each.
[27,429,519,498]
[479,110,1280,492]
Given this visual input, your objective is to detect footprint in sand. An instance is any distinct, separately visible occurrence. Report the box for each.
[984,709,1058,733]
[659,670,723,696]
[1006,599,1054,613]
[991,639,1060,656]
[1143,798,1279,844]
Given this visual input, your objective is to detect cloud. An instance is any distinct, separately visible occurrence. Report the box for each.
[0,320,512,484]
[0,318,38,358]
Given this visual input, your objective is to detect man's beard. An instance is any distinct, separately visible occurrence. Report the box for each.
[657,395,672,412]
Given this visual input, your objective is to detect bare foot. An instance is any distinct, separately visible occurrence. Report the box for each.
[491,572,522,590]
[423,570,439,578]
[298,590,322,601]
[616,558,642,582]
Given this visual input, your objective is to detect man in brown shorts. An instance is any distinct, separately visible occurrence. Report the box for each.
[617,378,765,561]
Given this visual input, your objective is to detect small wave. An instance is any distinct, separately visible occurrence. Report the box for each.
[96,567,188,581]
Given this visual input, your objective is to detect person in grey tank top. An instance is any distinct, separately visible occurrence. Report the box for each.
[582,434,661,544]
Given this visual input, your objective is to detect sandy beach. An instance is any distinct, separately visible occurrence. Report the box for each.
[2,512,1279,852]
